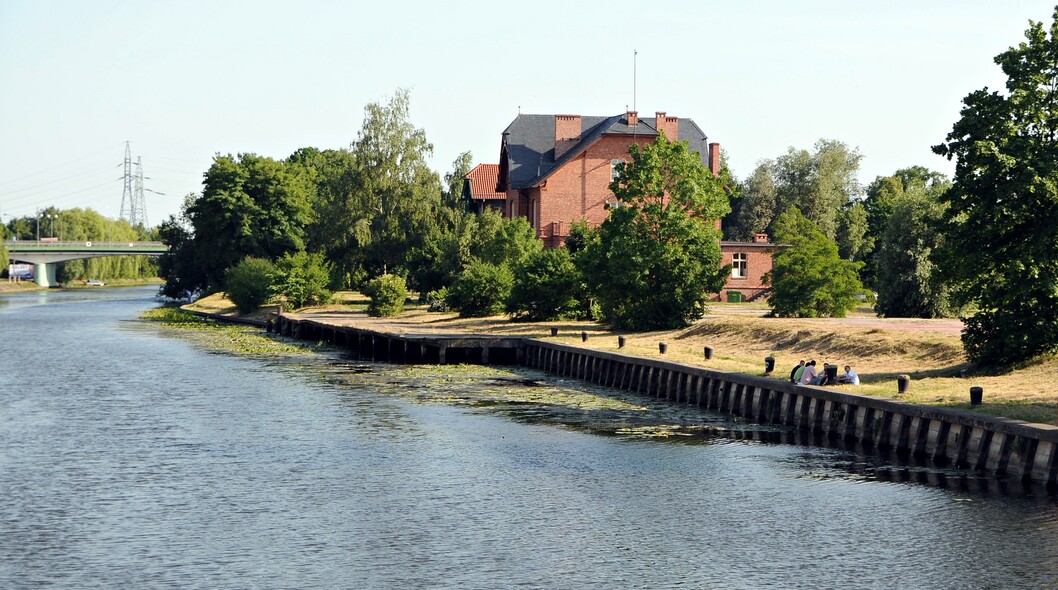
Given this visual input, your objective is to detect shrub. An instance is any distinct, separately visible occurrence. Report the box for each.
[425,288,449,312]
[507,248,588,321]
[225,257,276,314]
[363,274,408,317]
[272,251,332,310]
[446,260,513,317]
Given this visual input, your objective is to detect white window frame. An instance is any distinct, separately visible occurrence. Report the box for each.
[731,252,748,278]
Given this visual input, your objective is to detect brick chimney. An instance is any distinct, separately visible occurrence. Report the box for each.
[708,142,721,176]
[626,110,638,127]
[754,233,769,243]
[655,111,679,140]
[554,114,581,159]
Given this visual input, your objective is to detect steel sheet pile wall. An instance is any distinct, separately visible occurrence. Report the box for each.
[266,312,1058,485]
[523,340,1058,486]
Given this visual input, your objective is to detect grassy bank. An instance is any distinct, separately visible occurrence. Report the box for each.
[140,307,324,356]
[187,293,1058,425]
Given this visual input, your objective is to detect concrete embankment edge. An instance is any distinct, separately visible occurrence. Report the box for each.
[247,313,1058,486]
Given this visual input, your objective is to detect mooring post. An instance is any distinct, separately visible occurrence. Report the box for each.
[897,374,911,394]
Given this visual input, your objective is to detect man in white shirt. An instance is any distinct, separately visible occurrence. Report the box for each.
[837,365,860,385]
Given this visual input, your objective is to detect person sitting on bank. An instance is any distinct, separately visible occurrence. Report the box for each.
[790,360,806,384]
[799,360,821,385]
[837,365,859,385]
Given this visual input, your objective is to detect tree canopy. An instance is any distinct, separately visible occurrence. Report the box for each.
[580,132,730,330]
[766,208,863,318]
[933,9,1058,365]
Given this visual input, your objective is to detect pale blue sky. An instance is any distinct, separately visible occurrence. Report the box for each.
[1,1,1055,225]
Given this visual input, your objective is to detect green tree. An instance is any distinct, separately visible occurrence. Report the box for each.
[350,89,443,279]
[933,9,1058,365]
[729,161,777,240]
[446,259,513,317]
[271,251,332,310]
[861,167,950,288]
[363,273,408,317]
[835,200,869,262]
[581,132,730,330]
[183,154,315,292]
[443,151,473,209]
[157,202,205,299]
[766,208,863,318]
[772,140,862,240]
[506,247,588,321]
[874,193,952,318]
[225,257,276,314]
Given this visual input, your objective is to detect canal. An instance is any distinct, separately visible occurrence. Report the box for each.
[1,287,1056,588]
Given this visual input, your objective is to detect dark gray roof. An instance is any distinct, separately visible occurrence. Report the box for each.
[500,113,710,190]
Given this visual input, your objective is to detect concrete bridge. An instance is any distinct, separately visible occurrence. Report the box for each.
[4,240,168,287]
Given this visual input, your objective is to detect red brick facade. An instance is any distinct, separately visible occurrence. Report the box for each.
[719,237,776,302]
[508,134,656,246]
[497,111,775,300]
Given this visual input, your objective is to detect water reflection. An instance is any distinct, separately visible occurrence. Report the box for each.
[3,287,1058,589]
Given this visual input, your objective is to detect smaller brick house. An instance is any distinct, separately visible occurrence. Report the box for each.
[720,233,776,302]
[461,164,506,214]
[495,110,776,301]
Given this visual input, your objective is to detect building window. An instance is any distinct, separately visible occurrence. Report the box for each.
[611,159,623,181]
[731,253,747,278]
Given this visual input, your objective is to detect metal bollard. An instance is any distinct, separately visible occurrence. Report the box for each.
[970,386,983,406]
[897,374,911,394]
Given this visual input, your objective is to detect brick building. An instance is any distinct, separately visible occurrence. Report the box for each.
[495,110,776,301]
[461,163,505,213]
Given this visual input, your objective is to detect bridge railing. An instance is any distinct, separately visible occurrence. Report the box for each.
[3,240,166,249]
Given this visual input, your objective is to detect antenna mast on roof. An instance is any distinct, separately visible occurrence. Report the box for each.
[633,49,638,141]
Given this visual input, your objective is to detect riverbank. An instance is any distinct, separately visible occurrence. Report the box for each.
[0,277,162,293]
[186,292,1058,425]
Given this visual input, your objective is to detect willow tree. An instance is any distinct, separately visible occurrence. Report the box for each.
[933,8,1058,365]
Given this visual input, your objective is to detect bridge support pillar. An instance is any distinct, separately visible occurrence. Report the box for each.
[33,263,56,287]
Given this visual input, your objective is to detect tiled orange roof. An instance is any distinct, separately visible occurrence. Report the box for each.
[464,163,505,200]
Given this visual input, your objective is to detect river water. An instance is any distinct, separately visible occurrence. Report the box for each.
[1,287,1056,589]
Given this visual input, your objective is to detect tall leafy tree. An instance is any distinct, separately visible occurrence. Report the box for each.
[728,160,777,240]
[773,139,862,240]
[874,193,952,318]
[581,132,731,330]
[933,9,1058,365]
[443,151,473,208]
[184,154,315,292]
[351,89,443,278]
[861,166,950,287]
[766,208,863,318]
[835,200,869,262]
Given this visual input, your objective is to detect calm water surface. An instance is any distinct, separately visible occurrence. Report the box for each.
[1,287,1056,589]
